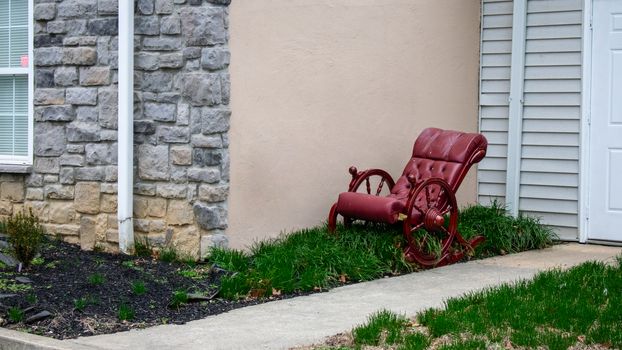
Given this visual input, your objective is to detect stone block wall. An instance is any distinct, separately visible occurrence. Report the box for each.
[132,0,231,258]
[0,0,231,258]
[25,0,121,252]
[0,175,26,219]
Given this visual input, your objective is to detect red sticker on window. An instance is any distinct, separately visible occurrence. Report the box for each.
[20,55,29,68]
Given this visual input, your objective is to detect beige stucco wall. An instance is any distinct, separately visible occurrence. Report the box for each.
[228,0,481,249]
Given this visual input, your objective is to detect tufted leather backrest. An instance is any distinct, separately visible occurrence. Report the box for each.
[389,128,487,201]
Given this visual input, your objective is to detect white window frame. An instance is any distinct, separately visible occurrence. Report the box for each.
[0,0,34,166]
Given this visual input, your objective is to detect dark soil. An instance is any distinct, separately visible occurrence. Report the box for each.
[0,239,301,339]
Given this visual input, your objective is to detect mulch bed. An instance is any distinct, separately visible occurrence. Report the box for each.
[0,238,301,339]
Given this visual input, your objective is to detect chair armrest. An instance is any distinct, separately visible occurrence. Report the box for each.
[347,166,396,193]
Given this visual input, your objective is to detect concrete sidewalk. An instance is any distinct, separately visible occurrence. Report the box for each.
[1,243,619,350]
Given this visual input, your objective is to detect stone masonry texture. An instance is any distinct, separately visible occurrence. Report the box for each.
[0,0,231,258]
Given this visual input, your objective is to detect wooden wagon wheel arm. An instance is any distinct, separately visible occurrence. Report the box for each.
[404,176,457,225]
[346,166,396,193]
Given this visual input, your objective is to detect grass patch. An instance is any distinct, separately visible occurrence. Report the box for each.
[400,332,430,350]
[352,310,409,346]
[208,203,555,300]
[419,257,622,349]
[437,339,488,350]
[458,200,555,257]
[210,223,410,299]
[313,257,622,349]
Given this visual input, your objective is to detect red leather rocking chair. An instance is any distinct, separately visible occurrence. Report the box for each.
[328,128,488,267]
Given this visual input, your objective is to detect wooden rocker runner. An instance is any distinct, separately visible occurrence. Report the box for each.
[328,128,488,267]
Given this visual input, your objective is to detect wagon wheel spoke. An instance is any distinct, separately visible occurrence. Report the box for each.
[425,185,432,204]
[375,178,386,196]
[434,187,445,208]
[439,226,452,239]
[413,204,426,215]
[409,222,424,233]
[366,177,371,194]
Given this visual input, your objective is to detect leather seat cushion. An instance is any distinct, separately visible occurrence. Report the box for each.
[335,192,406,224]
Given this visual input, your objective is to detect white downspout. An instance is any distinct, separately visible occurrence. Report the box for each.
[118,0,134,254]
[505,0,527,217]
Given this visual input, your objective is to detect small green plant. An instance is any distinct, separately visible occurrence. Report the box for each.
[88,273,105,286]
[181,257,197,268]
[0,277,32,293]
[169,290,188,308]
[25,293,37,304]
[133,237,152,258]
[93,244,106,253]
[131,280,146,296]
[73,294,99,312]
[93,257,106,267]
[53,232,63,242]
[7,307,24,323]
[44,261,58,269]
[74,297,87,311]
[3,209,45,266]
[31,256,45,266]
[121,260,145,272]
[159,246,178,263]
[178,269,200,279]
[118,303,135,321]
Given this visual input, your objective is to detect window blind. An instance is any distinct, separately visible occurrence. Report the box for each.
[0,75,28,156]
[0,1,28,68]
[0,0,30,160]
